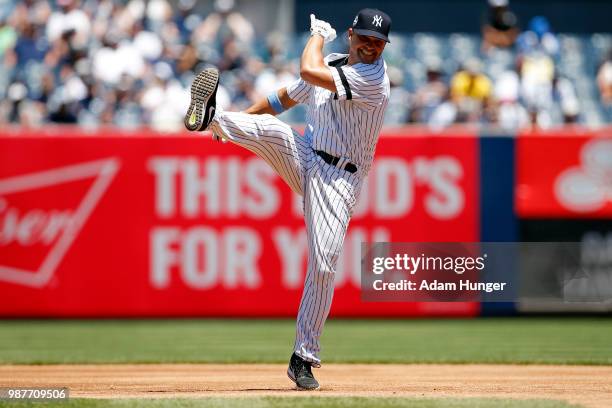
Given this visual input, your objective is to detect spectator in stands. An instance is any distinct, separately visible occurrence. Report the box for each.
[598,51,612,105]
[518,47,555,127]
[517,16,560,59]
[174,0,199,43]
[410,58,447,123]
[176,42,199,75]
[428,90,457,131]
[139,66,187,132]
[481,0,519,52]
[230,69,259,111]
[491,67,529,130]
[254,61,297,102]
[385,65,411,125]
[0,0,607,129]
[264,31,290,65]
[146,0,174,35]
[193,0,254,47]
[516,16,570,128]
[553,72,580,124]
[218,36,248,72]
[46,0,91,58]
[0,17,17,58]
[4,20,47,69]
[450,58,492,123]
[7,0,51,32]
[5,81,32,125]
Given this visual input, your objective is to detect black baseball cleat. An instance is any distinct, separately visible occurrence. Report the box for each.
[184,68,219,131]
[287,352,320,390]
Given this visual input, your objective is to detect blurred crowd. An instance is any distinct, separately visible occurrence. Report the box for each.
[0,0,610,131]
[0,0,298,131]
[393,0,612,130]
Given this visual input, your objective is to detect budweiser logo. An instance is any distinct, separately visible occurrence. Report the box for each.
[0,158,120,287]
[0,199,73,246]
[555,139,612,213]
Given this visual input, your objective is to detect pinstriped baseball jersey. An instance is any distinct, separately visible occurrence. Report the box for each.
[208,52,389,368]
[287,53,390,175]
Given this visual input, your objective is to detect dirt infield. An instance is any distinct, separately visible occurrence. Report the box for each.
[2,364,611,408]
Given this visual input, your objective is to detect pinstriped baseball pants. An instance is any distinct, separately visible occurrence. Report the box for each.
[210,110,360,366]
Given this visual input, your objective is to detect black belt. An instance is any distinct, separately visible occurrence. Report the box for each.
[314,150,357,173]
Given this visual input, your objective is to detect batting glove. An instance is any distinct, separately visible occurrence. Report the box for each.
[310,14,337,44]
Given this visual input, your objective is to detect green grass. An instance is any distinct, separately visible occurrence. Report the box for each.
[0,318,610,365]
[0,397,583,408]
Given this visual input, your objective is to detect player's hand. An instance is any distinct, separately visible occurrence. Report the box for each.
[310,14,336,44]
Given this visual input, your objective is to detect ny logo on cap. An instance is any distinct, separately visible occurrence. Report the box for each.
[353,15,358,26]
[372,15,383,27]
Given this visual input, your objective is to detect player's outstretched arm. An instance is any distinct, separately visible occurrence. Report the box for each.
[300,14,337,93]
[243,87,297,115]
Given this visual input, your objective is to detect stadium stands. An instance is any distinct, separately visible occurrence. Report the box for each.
[0,0,610,131]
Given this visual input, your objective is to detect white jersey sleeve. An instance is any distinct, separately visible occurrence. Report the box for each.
[330,61,388,110]
[286,78,313,105]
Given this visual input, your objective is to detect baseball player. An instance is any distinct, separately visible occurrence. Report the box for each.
[184,8,391,390]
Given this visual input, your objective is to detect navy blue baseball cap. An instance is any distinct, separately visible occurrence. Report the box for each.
[352,8,392,43]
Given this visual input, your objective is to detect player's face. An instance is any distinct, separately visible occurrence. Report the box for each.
[349,29,386,64]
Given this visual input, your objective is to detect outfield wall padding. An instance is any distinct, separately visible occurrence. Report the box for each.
[1,126,610,317]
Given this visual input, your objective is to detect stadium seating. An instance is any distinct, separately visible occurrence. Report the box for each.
[0,0,609,129]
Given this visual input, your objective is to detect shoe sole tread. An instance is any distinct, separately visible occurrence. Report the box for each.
[184,68,219,131]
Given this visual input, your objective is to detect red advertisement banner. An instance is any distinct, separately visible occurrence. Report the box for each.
[516,127,612,218]
[0,129,479,317]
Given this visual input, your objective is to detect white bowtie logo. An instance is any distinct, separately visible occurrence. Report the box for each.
[373,15,383,27]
